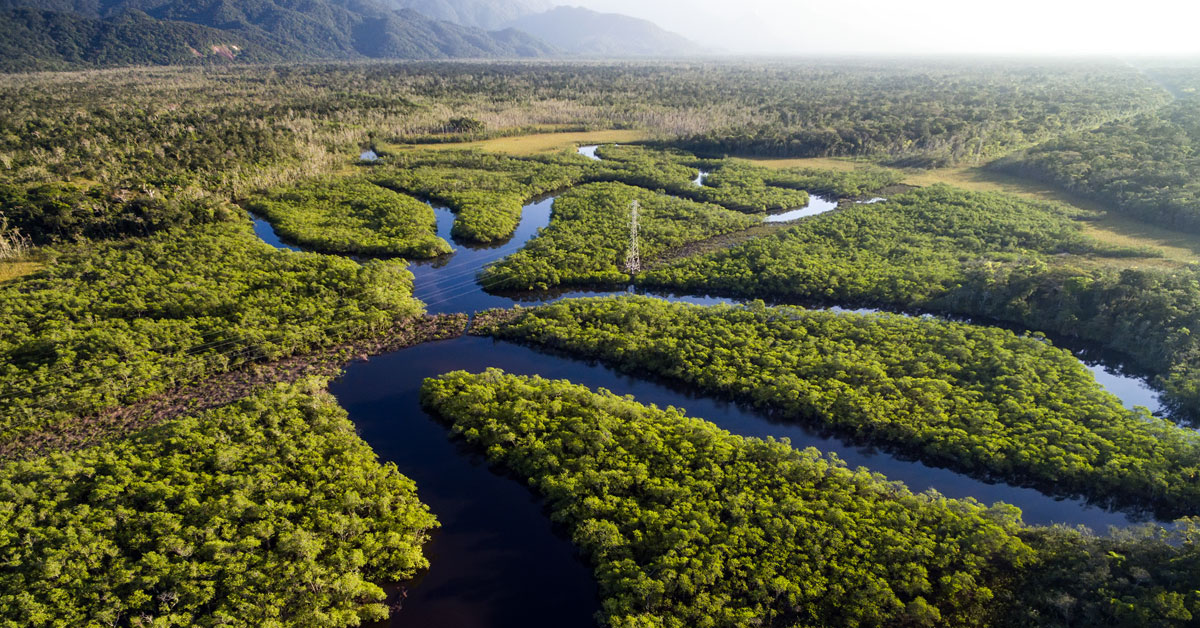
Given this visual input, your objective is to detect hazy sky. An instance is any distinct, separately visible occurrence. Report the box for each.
[570,0,1200,56]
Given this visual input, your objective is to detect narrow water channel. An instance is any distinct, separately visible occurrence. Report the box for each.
[250,213,303,252]
[763,194,840,222]
[577,144,602,160]
[337,332,1145,628]
[246,144,1171,627]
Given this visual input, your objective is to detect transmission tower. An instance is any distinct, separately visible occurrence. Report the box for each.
[625,199,641,273]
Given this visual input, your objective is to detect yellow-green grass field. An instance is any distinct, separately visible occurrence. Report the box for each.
[739,156,868,172]
[0,260,42,283]
[903,166,1200,267]
[384,129,651,157]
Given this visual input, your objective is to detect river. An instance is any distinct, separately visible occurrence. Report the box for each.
[249,144,1169,627]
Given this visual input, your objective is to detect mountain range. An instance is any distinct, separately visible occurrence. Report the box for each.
[389,0,552,30]
[0,0,704,71]
[508,6,704,57]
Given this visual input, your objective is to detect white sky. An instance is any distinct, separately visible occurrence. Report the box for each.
[568,0,1200,56]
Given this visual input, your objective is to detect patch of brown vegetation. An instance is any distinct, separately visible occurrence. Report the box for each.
[645,185,916,271]
[871,184,917,197]
[644,223,792,271]
[468,308,526,336]
[0,314,468,461]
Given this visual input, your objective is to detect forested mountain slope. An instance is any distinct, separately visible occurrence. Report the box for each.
[0,0,555,70]
[0,7,272,71]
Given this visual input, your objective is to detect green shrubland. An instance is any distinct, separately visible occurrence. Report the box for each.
[423,368,1200,627]
[0,223,423,441]
[0,378,436,627]
[477,296,1200,517]
[244,177,451,257]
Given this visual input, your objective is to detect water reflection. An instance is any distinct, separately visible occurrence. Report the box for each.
[342,333,1142,628]
[763,194,840,222]
[576,145,601,160]
[250,214,303,252]
[251,155,1173,627]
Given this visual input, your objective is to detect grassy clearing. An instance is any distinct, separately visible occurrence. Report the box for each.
[0,261,42,283]
[903,166,1200,267]
[383,129,651,156]
[1075,215,1200,269]
[740,156,869,172]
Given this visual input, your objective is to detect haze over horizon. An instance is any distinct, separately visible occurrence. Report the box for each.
[570,0,1200,56]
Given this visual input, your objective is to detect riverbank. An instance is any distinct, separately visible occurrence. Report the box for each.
[242,143,1186,627]
[0,313,467,461]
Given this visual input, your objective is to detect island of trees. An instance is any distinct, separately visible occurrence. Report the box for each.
[423,368,1200,628]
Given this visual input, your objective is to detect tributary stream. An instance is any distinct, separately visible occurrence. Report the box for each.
[249,145,1167,627]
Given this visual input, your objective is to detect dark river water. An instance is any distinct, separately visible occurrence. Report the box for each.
[250,144,1170,627]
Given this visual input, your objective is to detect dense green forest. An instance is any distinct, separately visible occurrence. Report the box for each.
[0,377,437,627]
[588,145,812,212]
[754,163,902,198]
[463,149,905,289]
[422,369,1200,628]
[0,222,425,442]
[636,185,1200,420]
[0,180,234,245]
[0,60,1171,242]
[0,0,556,71]
[5,59,1200,628]
[482,182,756,290]
[370,149,587,242]
[367,145,831,243]
[642,184,1148,304]
[994,98,1200,233]
[657,64,1169,166]
[421,368,1037,628]
[475,296,1200,517]
[245,177,451,257]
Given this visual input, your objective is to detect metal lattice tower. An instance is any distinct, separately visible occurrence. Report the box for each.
[625,199,641,273]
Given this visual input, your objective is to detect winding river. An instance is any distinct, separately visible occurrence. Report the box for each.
[250,144,1168,627]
